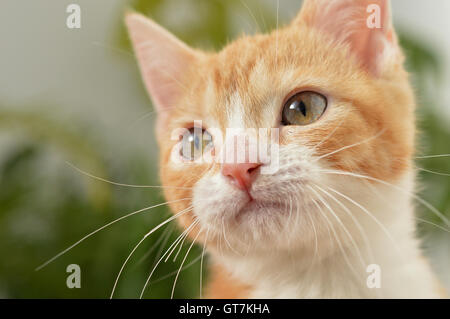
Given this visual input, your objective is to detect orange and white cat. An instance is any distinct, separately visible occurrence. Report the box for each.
[126,0,446,298]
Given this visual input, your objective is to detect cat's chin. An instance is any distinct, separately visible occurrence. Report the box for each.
[234,199,293,222]
[202,197,317,254]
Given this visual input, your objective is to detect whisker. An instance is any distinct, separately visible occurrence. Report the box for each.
[134,224,175,268]
[139,219,199,299]
[165,221,196,263]
[257,5,268,32]
[417,166,450,177]
[285,183,298,248]
[306,201,319,260]
[302,207,321,283]
[221,218,241,256]
[171,230,201,299]
[66,161,192,189]
[310,185,367,270]
[415,217,450,233]
[316,184,375,264]
[110,206,192,299]
[200,227,210,299]
[35,198,191,271]
[239,0,261,33]
[283,183,294,235]
[316,129,386,161]
[127,104,180,130]
[275,0,279,60]
[325,185,403,254]
[149,254,202,285]
[173,229,189,262]
[308,188,360,278]
[416,154,450,159]
[313,116,347,150]
[179,164,214,193]
[92,41,135,58]
[148,222,180,273]
[127,110,158,129]
[319,169,450,228]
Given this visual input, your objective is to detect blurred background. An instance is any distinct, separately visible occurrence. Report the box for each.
[0,0,449,298]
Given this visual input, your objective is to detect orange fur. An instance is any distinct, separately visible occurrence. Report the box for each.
[205,263,252,299]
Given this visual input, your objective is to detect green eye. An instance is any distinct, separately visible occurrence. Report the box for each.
[281,91,327,126]
[180,127,213,161]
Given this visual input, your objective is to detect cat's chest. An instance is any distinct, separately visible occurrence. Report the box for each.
[215,251,373,298]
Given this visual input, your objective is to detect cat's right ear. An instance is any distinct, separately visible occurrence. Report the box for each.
[125,13,199,131]
[293,0,397,76]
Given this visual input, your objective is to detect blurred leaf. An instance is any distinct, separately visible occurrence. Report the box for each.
[0,109,111,208]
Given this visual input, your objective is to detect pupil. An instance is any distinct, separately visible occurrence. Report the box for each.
[299,100,307,116]
[289,99,307,117]
[194,134,200,149]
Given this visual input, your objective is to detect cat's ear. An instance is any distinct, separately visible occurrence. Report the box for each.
[294,0,397,75]
[125,13,199,128]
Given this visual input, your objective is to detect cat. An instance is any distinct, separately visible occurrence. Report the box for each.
[125,0,447,298]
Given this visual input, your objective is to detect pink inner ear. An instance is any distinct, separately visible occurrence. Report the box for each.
[298,0,394,75]
[140,47,193,111]
[125,13,198,117]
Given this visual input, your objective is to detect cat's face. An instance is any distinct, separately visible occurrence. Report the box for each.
[126,0,415,255]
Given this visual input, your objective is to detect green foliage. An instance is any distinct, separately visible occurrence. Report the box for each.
[118,0,280,50]
[0,1,449,298]
[398,32,450,227]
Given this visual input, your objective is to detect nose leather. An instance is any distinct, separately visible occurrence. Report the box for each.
[222,162,261,191]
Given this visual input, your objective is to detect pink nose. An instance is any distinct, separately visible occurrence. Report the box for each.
[222,162,261,191]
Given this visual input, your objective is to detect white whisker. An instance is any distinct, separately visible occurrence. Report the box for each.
[173,229,189,262]
[239,0,261,33]
[320,169,450,228]
[171,230,201,299]
[415,217,450,233]
[35,198,191,271]
[313,116,347,150]
[150,254,202,285]
[110,206,192,299]
[316,184,375,263]
[308,187,360,278]
[310,185,367,270]
[134,224,175,268]
[200,227,210,299]
[325,185,402,254]
[92,41,134,58]
[416,154,450,159]
[316,129,386,161]
[417,166,450,177]
[222,218,241,255]
[66,161,192,189]
[275,0,279,60]
[165,222,196,263]
[139,219,199,299]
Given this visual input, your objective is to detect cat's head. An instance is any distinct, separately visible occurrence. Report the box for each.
[126,0,415,255]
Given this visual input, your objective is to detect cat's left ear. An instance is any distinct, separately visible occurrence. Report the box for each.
[294,0,398,76]
[125,13,200,132]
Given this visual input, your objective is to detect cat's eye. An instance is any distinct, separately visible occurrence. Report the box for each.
[281,91,327,126]
[180,127,214,161]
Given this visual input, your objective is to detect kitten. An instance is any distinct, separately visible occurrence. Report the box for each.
[126,0,446,298]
